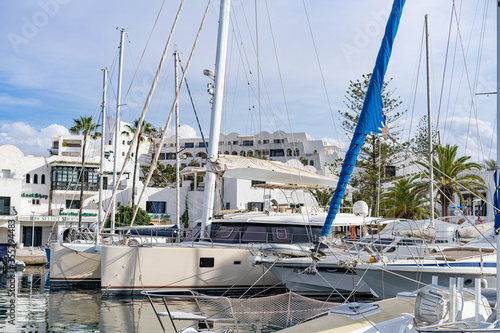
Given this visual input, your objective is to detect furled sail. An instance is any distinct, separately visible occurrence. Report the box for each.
[319,0,406,239]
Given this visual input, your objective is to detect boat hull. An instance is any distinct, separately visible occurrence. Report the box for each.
[49,242,101,286]
[100,244,281,295]
[264,259,373,297]
[354,262,496,299]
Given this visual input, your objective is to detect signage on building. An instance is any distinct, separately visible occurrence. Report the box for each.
[59,212,97,217]
[21,193,48,200]
[148,214,171,219]
[34,216,79,222]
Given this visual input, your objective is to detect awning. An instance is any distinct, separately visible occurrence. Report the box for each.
[211,155,337,188]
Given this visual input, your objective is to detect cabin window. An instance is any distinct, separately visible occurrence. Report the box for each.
[213,226,243,243]
[199,257,214,268]
[292,226,321,243]
[271,228,290,243]
[220,227,234,238]
[242,226,267,243]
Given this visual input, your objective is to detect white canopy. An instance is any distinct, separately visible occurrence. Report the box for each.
[207,155,338,188]
[180,155,337,188]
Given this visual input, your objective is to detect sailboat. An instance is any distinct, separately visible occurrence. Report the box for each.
[97,0,363,296]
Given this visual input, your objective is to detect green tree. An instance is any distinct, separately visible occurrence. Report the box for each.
[410,115,439,158]
[105,205,151,227]
[122,119,157,206]
[69,116,100,231]
[311,188,335,208]
[415,144,486,217]
[338,74,406,213]
[484,159,496,171]
[379,176,430,219]
[141,163,176,187]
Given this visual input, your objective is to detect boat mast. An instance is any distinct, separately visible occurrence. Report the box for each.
[200,0,232,239]
[425,15,434,227]
[496,0,500,320]
[174,50,181,232]
[98,68,107,244]
[111,28,126,234]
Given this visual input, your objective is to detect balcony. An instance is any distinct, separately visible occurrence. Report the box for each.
[0,206,17,216]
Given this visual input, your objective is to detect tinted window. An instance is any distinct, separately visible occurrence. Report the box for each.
[213,226,243,243]
[292,226,321,243]
[242,226,267,243]
[183,225,201,243]
[271,227,291,243]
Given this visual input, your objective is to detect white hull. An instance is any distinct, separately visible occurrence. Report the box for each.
[354,256,497,299]
[49,242,101,285]
[263,258,373,296]
[100,244,281,295]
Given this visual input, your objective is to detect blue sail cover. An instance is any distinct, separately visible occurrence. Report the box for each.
[320,0,406,238]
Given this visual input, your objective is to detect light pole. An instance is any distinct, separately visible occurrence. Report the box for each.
[31,211,35,255]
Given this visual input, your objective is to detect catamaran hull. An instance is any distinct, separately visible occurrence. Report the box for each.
[263,261,373,297]
[49,242,101,286]
[100,244,281,295]
[354,263,496,299]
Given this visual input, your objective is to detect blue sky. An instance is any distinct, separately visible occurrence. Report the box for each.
[0,0,496,161]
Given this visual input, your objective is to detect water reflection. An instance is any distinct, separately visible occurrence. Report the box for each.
[0,268,167,332]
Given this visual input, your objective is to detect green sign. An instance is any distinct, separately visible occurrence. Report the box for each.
[59,212,98,217]
[148,214,171,219]
[22,193,48,200]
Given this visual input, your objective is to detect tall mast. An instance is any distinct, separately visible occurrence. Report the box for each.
[111,28,126,234]
[200,0,232,238]
[174,50,181,232]
[98,68,107,244]
[425,15,434,227]
[495,0,500,320]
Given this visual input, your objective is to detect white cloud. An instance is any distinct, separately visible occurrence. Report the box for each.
[0,122,69,156]
[165,124,197,139]
[322,137,349,153]
[440,117,496,162]
[0,93,40,107]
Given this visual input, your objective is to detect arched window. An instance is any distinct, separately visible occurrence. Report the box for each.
[26,174,30,183]
[34,174,38,184]
[240,151,246,157]
[310,160,314,166]
[286,149,292,156]
[294,148,300,156]
[247,150,253,156]
[41,174,46,184]
[232,151,238,156]
[224,151,230,155]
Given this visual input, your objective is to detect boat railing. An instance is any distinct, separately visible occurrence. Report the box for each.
[141,289,239,333]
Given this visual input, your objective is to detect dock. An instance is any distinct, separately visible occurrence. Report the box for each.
[16,247,47,265]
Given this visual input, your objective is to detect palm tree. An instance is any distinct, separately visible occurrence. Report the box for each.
[416,144,486,217]
[484,159,496,171]
[69,116,100,231]
[122,119,157,206]
[379,176,429,219]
